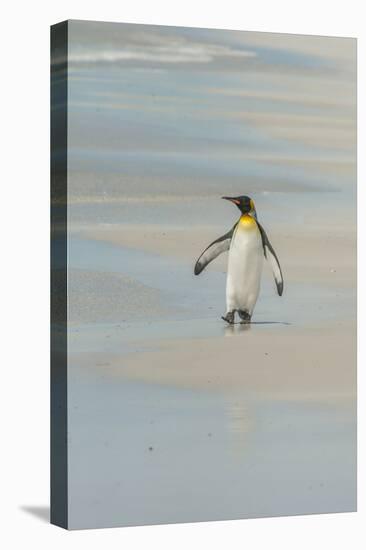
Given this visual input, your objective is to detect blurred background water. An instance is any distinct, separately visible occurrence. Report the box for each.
[66,21,356,221]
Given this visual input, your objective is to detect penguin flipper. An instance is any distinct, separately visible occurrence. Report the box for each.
[194,224,237,275]
[257,222,284,296]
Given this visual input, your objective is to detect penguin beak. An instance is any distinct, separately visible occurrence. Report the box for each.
[222,196,241,205]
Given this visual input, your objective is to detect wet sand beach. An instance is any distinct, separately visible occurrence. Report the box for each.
[66,208,356,528]
[63,21,356,528]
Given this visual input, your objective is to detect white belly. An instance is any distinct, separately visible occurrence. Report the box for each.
[226,222,263,314]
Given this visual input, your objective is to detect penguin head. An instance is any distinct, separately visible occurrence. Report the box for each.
[222,195,256,215]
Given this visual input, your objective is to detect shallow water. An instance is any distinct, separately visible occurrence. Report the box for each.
[65,234,356,528]
[67,236,354,332]
[67,187,356,230]
[67,369,356,528]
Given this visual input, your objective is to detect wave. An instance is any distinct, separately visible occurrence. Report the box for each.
[69,41,257,65]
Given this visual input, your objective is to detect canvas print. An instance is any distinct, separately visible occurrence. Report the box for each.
[51,20,357,529]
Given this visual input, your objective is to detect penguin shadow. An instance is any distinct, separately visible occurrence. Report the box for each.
[251,321,291,326]
[224,320,290,336]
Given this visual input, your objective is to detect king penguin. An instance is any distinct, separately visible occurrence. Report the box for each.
[194,196,283,324]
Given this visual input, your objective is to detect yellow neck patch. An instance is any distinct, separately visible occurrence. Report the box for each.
[239,214,257,229]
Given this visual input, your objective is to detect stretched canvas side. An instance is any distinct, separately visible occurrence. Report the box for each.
[50,20,68,530]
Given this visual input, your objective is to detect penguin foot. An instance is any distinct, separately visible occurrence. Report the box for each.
[221,311,235,324]
[238,310,251,324]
